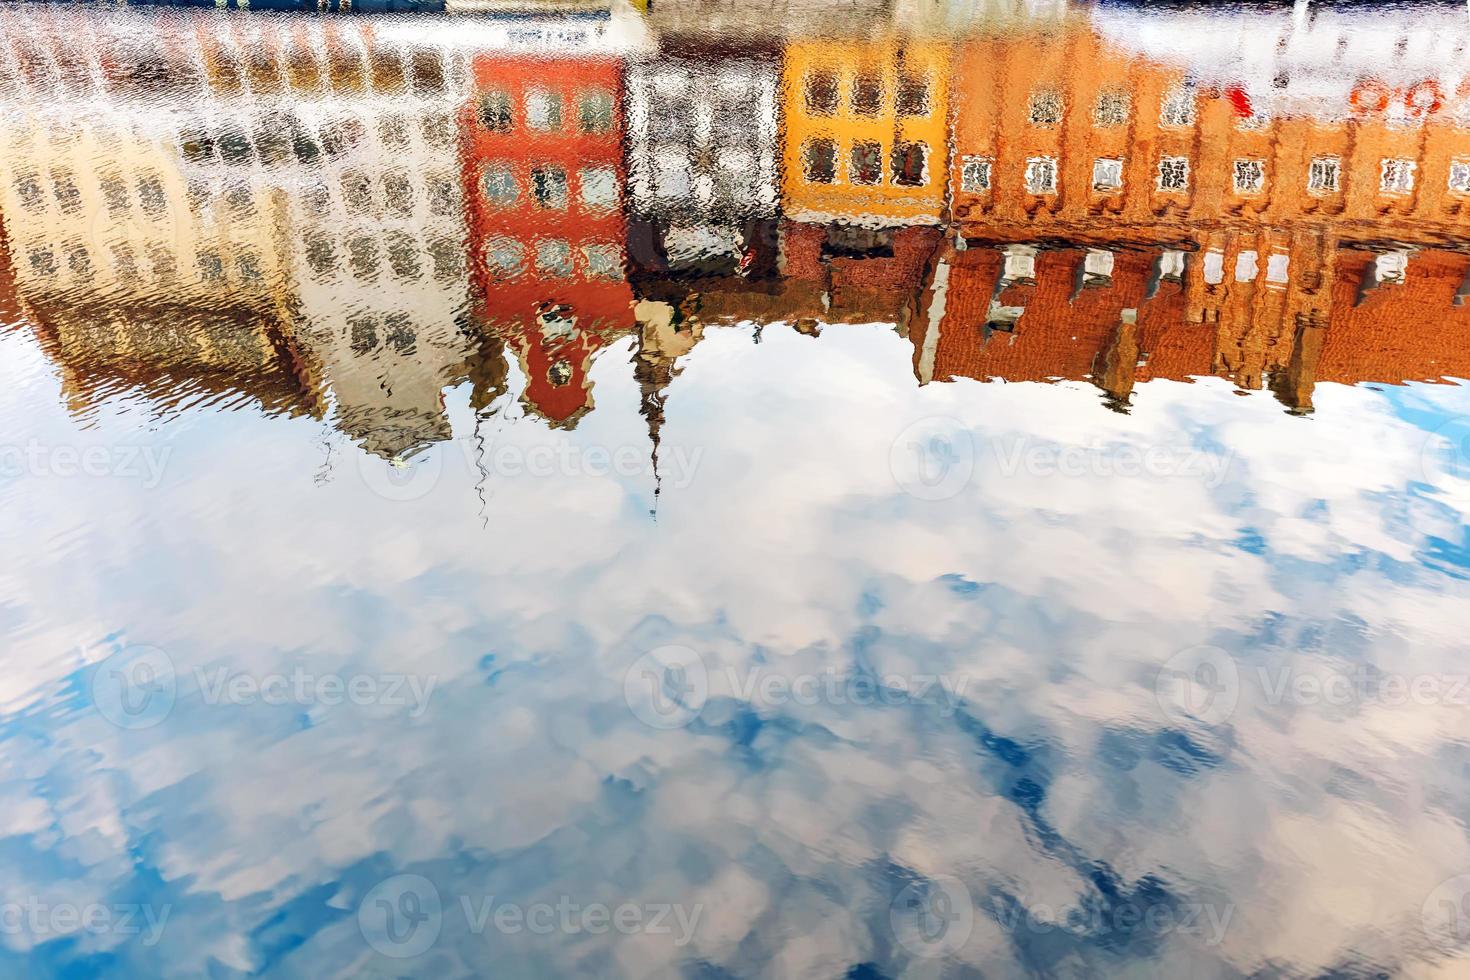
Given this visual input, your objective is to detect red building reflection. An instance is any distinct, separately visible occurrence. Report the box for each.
[459,51,634,427]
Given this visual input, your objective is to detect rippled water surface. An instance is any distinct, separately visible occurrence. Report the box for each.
[3,1,1470,977]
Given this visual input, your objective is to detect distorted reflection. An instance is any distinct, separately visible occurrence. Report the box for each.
[2,1,1470,978]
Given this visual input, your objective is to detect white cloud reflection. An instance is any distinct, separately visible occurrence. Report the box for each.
[0,323,1469,976]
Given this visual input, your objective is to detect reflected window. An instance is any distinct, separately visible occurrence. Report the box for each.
[27,249,56,278]
[64,242,90,277]
[428,237,464,282]
[292,130,321,164]
[386,232,421,279]
[114,244,140,283]
[428,174,459,217]
[422,112,454,148]
[485,237,525,279]
[803,139,836,184]
[892,143,927,187]
[654,151,692,199]
[303,183,333,217]
[579,89,614,134]
[197,249,225,283]
[14,172,44,212]
[526,89,563,132]
[1028,88,1063,126]
[137,174,168,216]
[582,242,622,280]
[532,165,569,210]
[481,164,518,207]
[100,174,129,217]
[1024,156,1057,195]
[369,49,406,92]
[379,114,411,149]
[536,239,573,278]
[1450,160,1470,194]
[320,118,365,158]
[1381,158,1416,194]
[254,124,290,166]
[1157,155,1189,192]
[224,183,254,219]
[1233,159,1265,195]
[180,128,217,163]
[1092,158,1123,192]
[579,167,618,210]
[385,313,417,354]
[804,70,838,116]
[1094,90,1129,127]
[236,252,263,283]
[218,126,254,164]
[383,171,415,217]
[479,90,512,132]
[51,169,81,214]
[896,74,929,117]
[348,313,378,354]
[348,235,379,280]
[148,244,176,281]
[850,141,882,185]
[304,233,337,276]
[548,359,573,386]
[410,51,445,93]
[852,73,882,116]
[341,170,373,215]
[1160,85,1196,127]
[960,156,991,193]
[1308,156,1341,194]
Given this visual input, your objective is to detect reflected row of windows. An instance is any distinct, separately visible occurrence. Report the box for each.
[958,152,1469,197]
[24,240,264,287]
[348,311,420,357]
[205,43,450,98]
[302,231,465,284]
[478,163,619,212]
[482,237,623,282]
[801,140,928,187]
[180,111,456,169]
[477,88,615,136]
[12,168,170,218]
[801,70,932,119]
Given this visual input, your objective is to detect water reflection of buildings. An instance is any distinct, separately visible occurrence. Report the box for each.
[3,5,1470,435]
[460,22,646,427]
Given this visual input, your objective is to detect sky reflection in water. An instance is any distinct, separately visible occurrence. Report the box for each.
[1,1,1470,977]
